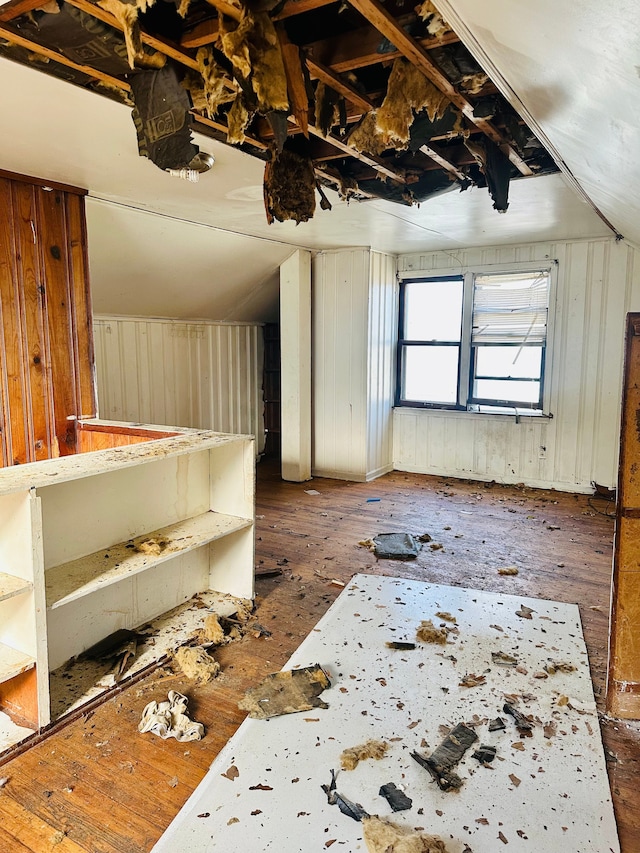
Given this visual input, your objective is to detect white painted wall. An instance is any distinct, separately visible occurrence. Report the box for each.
[394,237,640,491]
[312,248,396,481]
[93,316,265,452]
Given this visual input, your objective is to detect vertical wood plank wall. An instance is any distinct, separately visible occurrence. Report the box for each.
[0,175,96,465]
[394,238,640,491]
[93,316,265,452]
[312,248,396,481]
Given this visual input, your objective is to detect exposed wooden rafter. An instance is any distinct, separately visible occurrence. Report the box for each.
[0,0,49,22]
[346,0,532,176]
[273,0,338,20]
[305,123,406,184]
[419,143,466,181]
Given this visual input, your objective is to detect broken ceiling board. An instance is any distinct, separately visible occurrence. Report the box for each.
[152,574,619,853]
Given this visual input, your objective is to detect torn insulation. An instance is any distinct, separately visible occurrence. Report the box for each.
[362,816,451,853]
[377,58,450,148]
[196,47,236,118]
[264,145,316,224]
[98,0,166,70]
[340,739,389,770]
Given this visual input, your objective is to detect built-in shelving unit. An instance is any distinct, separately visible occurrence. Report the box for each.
[0,422,255,753]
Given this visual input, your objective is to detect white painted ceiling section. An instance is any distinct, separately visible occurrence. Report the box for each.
[0,6,627,322]
[434,0,640,249]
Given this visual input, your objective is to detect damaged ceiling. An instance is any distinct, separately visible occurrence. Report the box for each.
[0,0,564,224]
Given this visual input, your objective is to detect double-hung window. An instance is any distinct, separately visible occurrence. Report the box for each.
[396,265,554,414]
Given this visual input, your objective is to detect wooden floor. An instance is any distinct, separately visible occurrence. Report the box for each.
[0,461,638,853]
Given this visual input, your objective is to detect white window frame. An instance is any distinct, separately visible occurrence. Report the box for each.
[396,260,557,417]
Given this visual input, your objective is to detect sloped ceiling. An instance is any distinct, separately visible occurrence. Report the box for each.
[434,0,640,249]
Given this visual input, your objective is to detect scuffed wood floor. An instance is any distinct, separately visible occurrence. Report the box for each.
[0,462,638,853]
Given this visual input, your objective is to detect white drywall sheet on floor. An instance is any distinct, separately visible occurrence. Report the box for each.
[152,574,619,853]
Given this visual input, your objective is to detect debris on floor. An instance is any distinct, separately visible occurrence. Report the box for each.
[503,701,534,737]
[138,690,204,742]
[544,660,577,674]
[434,611,457,623]
[411,722,478,791]
[200,613,225,645]
[371,533,422,560]
[79,628,143,680]
[497,566,519,576]
[459,673,486,688]
[416,620,448,645]
[492,651,518,667]
[238,664,331,719]
[174,646,220,685]
[378,782,412,812]
[488,717,506,732]
[386,641,417,650]
[515,604,535,619]
[361,815,451,853]
[134,536,169,555]
[321,769,369,821]
[472,744,497,763]
[340,739,389,770]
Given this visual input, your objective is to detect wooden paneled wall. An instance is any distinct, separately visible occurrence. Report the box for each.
[0,173,96,465]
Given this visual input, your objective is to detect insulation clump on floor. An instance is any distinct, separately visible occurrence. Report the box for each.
[174,646,220,684]
[138,690,204,742]
[340,739,389,770]
[416,619,448,644]
[362,816,451,853]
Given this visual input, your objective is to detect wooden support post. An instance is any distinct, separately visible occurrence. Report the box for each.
[279,250,312,483]
[607,312,640,719]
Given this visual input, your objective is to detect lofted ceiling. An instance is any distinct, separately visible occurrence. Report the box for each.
[0,0,628,320]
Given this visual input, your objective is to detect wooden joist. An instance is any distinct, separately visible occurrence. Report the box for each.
[306,122,406,184]
[181,18,218,49]
[346,0,532,176]
[0,0,49,22]
[419,143,466,181]
[273,0,338,20]
[306,58,373,113]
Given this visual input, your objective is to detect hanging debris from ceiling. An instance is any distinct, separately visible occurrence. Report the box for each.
[278,26,309,136]
[226,92,253,145]
[263,143,316,224]
[377,57,451,148]
[415,0,452,40]
[314,81,342,138]
[98,0,166,69]
[130,63,199,170]
[219,9,289,115]
[194,47,236,118]
[464,136,512,211]
[348,111,387,156]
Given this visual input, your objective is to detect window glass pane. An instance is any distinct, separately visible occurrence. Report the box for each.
[475,346,542,379]
[404,279,463,342]
[403,346,459,404]
[474,379,541,405]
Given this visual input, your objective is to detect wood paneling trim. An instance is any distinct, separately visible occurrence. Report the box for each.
[0,170,87,196]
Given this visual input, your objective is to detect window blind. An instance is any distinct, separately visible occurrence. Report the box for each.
[472,271,549,344]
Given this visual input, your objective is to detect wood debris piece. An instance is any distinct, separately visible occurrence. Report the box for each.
[321,769,369,821]
[509,773,521,787]
[472,744,496,763]
[341,739,389,770]
[544,660,577,675]
[238,663,331,719]
[543,721,557,739]
[278,26,308,135]
[492,651,518,667]
[362,815,451,852]
[416,619,447,645]
[488,717,506,732]
[515,604,534,619]
[221,764,239,780]
[379,782,413,812]
[498,830,509,844]
[533,671,548,679]
[459,673,486,688]
[174,646,220,684]
[503,702,534,737]
[411,722,477,792]
[435,611,456,623]
[497,566,519,576]
[386,641,417,650]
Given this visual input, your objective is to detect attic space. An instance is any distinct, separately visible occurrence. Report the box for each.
[0,0,639,851]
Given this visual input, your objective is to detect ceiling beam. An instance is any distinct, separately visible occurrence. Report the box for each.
[0,0,49,22]
[0,23,131,90]
[305,17,459,73]
[181,18,218,49]
[306,122,406,183]
[346,0,532,176]
[306,58,373,113]
[273,0,338,20]
[419,143,466,180]
[202,0,241,22]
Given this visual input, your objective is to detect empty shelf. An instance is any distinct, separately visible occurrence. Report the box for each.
[0,642,35,685]
[45,511,253,610]
[0,572,32,603]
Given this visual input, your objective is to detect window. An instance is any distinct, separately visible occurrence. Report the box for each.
[396,265,553,413]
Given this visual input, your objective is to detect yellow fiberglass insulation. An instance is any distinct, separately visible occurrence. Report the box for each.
[362,816,451,853]
[376,58,450,148]
[227,93,252,145]
[264,147,316,225]
[415,0,451,39]
[220,10,289,114]
[98,0,165,69]
[196,47,236,118]
[347,111,387,156]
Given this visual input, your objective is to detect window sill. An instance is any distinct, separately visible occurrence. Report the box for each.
[394,405,552,422]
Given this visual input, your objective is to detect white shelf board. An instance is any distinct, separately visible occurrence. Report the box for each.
[0,427,252,497]
[0,572,32,603]
[0,642,35,685]
[45,511,253,610]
